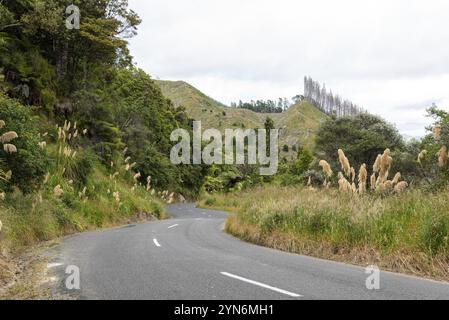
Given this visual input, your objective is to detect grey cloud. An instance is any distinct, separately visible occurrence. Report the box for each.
[128,0,449,136]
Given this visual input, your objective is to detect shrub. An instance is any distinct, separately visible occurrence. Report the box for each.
[290,148,313,176]
[0,94,49,193]
[204,196,217,206]
[315,113,404,170]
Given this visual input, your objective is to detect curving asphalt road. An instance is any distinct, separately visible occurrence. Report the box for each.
[47,204,449,300]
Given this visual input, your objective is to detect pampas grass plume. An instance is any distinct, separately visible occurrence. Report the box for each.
[0,131,18,143]
[319,160,333,177]
[3,144,17,154]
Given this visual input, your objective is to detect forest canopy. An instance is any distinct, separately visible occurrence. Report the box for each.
[0,0,205,196]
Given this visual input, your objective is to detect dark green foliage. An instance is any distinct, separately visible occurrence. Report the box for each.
[277,148,315,186]
[315,113,404,170]
[63,150,95,187]
[291,148,313,176]
[103,68,206,193]
[202,165,243,193]
[232,98,291,113]
[0,1,207,196]
[0,94,49,193]
[417,105,449,188]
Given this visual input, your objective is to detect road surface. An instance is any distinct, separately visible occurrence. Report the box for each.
[47,204,449,300]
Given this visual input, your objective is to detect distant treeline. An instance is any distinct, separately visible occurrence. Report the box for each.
[230,98,294,113]
[304,76,364,117]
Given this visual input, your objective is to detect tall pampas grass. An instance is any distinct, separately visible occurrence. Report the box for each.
[55,121,88,179]
[358,164,367,194]
[438,146,448,168]
[433,125,442,141]
[79,187,87,199]
[350,167,356,183]
[146,176,152,191]
[373,154,382,173]
[392,172,401,185]
[338,172,351,193]
[53,185,64,198]
[3,143,17,154]
[370,173,377,191]
[323,148,405,196]
[417,150,427,164]
[125,162,137,171]
[113,191,120,203]
[110,172,119,180]
[319,160,333,178]
[0,131,18,143]
[379,149,392,183]
[43,173,50,184]
[381,180,394,192]
[394,181,408,194]
[338,149,351,177]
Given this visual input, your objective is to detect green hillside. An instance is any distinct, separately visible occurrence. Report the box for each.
[157,80,264,130]
[157,80,327,154]
[276,99,328,153]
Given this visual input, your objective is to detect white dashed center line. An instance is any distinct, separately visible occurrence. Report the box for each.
[153,238,161,247]
[220,272,303,298]
[168,224,179,229]
[47,263,64,268]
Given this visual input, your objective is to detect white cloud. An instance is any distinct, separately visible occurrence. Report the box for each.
[128,0,449,137]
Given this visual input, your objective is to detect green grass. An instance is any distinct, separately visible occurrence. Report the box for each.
[0,166,165,251]
[198,186,449,280]
[157,80,327,154]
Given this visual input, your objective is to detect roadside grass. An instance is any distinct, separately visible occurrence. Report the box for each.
[198,186,449,280]
[0,167,165,251]
[0,115,168,293]
[0,165,166,293]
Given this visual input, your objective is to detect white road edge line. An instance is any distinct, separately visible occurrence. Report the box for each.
[220,272,303,298]
[168,224,179,229]
[153,238,161,247]
[47,263,64,268]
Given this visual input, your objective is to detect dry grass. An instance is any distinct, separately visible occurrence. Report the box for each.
[199,186,449,281]
[0,241,55,300]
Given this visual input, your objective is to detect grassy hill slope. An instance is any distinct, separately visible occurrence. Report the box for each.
[157,80,327,153]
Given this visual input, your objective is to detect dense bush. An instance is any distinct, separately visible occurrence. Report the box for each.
[0,94,49,193]
[315,113,404,170]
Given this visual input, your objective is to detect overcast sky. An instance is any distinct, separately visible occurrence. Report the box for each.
[128,0,449,137]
